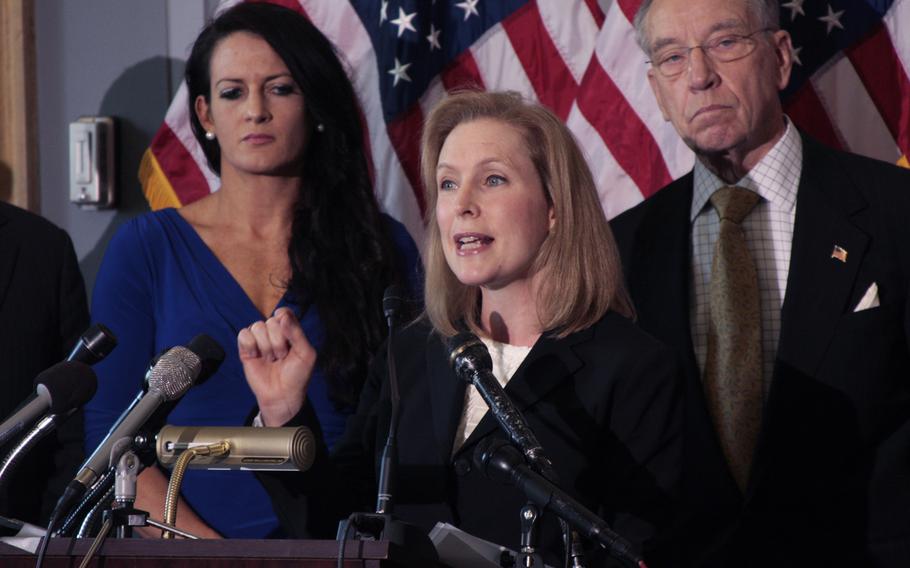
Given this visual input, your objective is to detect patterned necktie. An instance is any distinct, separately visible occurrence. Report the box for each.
[704,185,762,493]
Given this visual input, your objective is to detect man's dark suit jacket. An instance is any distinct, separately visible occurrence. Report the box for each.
[611,133,910,567]
[258,313,683,566]
[0,202,89,525]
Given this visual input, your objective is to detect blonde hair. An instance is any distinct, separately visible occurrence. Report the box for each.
[420,90,634,338]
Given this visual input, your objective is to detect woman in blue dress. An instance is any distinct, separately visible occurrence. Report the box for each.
[85,2,420,539]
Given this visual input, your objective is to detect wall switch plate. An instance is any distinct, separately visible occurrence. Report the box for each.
[69,116,115,209]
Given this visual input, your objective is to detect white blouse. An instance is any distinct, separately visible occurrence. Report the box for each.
[452,336,532,453]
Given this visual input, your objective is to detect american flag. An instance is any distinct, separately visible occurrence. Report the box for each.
[139,0,910,246]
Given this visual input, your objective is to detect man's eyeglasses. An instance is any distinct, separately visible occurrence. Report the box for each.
[648,28,775,78]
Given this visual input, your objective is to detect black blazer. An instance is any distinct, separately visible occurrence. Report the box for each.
[611,133,910,567]
[0,202,89,525]
[258,313,683,565]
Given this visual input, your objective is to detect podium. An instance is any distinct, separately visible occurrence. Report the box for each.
[0,539,407,567]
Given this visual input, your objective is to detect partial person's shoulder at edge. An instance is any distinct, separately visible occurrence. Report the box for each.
[804,134,910,198]
[610,172,694,230]
[582,311,679,367]
[381,213,418,252]
[0,201,69,244]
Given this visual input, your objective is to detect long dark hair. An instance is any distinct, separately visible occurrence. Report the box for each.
[185,2,400,407]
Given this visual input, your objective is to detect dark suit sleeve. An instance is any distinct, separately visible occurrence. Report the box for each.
[602,337,683,565]
[44,230,90,522]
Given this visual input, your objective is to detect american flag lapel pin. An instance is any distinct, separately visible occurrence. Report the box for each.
[831,245,848,263]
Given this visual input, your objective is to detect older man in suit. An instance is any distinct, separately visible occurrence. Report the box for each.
[611,0,910,566]
[0,201,89,526]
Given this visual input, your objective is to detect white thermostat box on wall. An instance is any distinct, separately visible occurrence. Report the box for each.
[69,116,116,209]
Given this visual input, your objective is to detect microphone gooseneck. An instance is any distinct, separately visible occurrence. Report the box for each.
[375,285,404,515]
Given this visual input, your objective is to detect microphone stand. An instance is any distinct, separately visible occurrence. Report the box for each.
[336,287,438,568]
[374,308,400,516]
[475,439,647,568]
[64,429,198,540]
[518,503,546,567]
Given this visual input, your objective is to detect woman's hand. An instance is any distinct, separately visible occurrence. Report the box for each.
[238,307,316,426]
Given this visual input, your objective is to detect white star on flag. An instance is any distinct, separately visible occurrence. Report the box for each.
[427,24,442,51]
[388,57,412,86]
[782,0,805,21]
[791,45,803,66]
[391,7,417,38]
[379,0,388,25]
[819,4,845,35]
[456,0,480,22]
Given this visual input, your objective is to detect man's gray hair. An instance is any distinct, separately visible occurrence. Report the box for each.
[633,0,780,54]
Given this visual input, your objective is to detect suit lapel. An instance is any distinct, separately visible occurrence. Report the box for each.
[455,326,590,456]
[775,135,869,378]
[748,135,869,500]
[0,210,18,310]
[628,178,700,383]
[426,335,467,464]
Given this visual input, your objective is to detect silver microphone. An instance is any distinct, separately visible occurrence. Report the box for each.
[75,345,201,489]
[156,425,316,471]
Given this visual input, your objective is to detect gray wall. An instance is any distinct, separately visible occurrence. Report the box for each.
[34,0,214,296]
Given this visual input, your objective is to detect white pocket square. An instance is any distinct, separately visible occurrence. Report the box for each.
[853,282,880,312]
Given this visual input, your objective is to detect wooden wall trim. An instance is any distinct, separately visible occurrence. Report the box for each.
[0,0,38,211]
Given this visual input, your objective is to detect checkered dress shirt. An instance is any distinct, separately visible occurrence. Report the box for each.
[690,120,802,397]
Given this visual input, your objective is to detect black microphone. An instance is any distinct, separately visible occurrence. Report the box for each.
[446,331,590,567]
[337,287,438,566]
[375,285,404,514]
[0,323,113,448]
[382,284,405,327]
[475,438,645,568]
[67,323,118,365]
[444,331,557,478]
[0,361,98,447]
[0,363,98,490]
[186,333,227,388]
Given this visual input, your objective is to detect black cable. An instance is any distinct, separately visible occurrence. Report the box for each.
[336,513,358,568]
[34,505,63,568]
[77,486,114,538]
[57,467,115,536]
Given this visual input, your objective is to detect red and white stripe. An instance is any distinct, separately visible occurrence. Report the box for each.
[149,0,910,246]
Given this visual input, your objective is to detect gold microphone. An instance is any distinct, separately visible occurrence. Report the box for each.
[156,425,316,471]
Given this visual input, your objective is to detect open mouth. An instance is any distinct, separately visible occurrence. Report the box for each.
[455,234,493,251]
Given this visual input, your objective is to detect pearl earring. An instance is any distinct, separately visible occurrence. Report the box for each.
[316,123,325,133]
[205,131,216,140]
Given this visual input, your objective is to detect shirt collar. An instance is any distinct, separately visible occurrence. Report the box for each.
[690,117,803,221]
